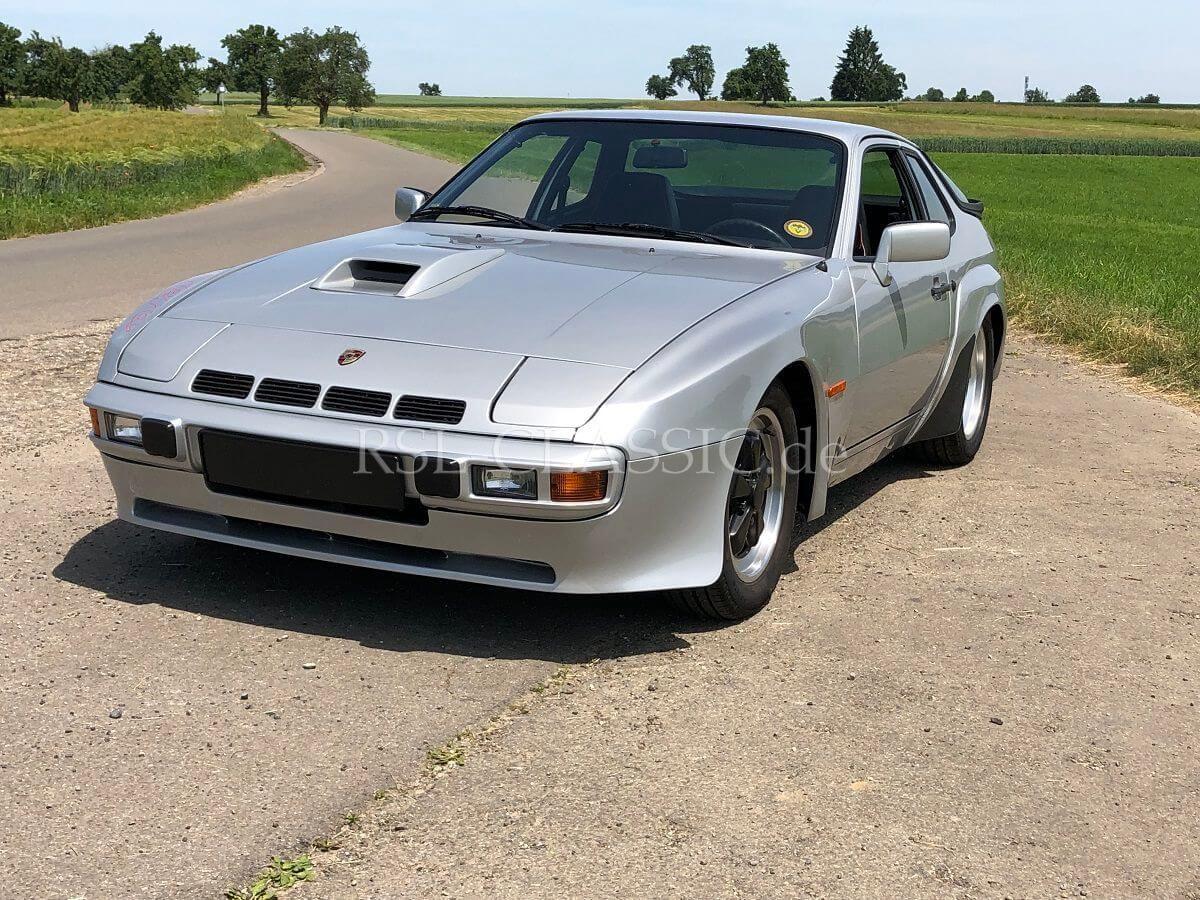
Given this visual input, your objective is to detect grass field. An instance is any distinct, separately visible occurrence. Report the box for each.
[0,107,305,238]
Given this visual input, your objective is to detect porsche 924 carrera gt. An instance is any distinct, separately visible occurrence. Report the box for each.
[86,111,1005,619]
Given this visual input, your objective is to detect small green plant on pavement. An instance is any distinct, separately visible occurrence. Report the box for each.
[224,854,314,900]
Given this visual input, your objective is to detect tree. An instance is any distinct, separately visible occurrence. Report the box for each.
[830,26,906,102]
[1134,93,1160,104]
[952,87,969,102]
[721,43,790,105]
[277,27,374,125]
[645,73,677,100]
[418,81,442,96]
[921,87,945,102]
[201,57,230,97]
[1025,86,1050,103]
[1064,83,1100,103]
[668,44,714,101]
[971,89,996,103]
[221,25,282,116]
[127,31,200,110]
[23,33,94,112]
[0,22,24,106]
[92,44,132,101]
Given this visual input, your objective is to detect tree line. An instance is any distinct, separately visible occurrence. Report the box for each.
[645,27,1161,106]
[646,29,929,105]
[0,21,375,123]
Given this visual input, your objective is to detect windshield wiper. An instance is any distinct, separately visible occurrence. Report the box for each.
[408,205,550,231]
[554,222,750,248]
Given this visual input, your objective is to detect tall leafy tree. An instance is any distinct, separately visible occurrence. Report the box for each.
[921,87,946,101]
[668,44,715,101]
[1025,86,1050,103]
[277,27,374,125]
[24,33,94,111]
[0,22,24,106]
[830,26,906,102]
[1134,93,1160,104]
[91,44,132,101]
[721,44,791,105]
[645,73,677,100]
[201,57,230,97]
[971,89,996,103]
[127,31,200,110]
[418,81,441,96]
[952,87,969,102]
[221,24,282,117]
[1064,83,1100,103]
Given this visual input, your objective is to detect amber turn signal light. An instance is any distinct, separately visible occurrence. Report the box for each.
[550,470,609,502]
[88,407,100,435]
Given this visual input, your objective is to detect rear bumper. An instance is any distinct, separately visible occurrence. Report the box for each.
[87,383,732,593]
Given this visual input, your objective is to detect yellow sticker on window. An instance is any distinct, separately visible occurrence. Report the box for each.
[785,219,813,239]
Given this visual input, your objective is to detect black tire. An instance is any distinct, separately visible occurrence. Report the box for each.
[669,381,801,621]
[913,318,995,466]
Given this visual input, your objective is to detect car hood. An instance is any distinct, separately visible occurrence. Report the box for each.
[162,223,817,369]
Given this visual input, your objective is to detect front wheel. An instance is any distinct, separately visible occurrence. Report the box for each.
[669,382,800,620]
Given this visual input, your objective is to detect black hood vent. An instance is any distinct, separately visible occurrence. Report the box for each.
[322,386,392,418]
[254,378,320,408]
[393,395,466,425]
[192,369,254,399]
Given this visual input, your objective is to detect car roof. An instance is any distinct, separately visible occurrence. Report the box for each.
[520,108,909,146]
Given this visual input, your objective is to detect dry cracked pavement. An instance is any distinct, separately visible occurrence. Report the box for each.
[1,129,1198,899]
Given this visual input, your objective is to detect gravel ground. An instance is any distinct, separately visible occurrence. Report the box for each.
[0,322,1196,899]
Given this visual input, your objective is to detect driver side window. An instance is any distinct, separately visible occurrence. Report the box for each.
[856,148,919,259]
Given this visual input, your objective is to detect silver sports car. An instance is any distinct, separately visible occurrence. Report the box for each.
[85,110,1005,619]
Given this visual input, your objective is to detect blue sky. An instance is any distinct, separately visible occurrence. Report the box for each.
[3,0,1194,102]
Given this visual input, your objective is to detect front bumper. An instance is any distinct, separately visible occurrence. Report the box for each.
[86,382,732,593]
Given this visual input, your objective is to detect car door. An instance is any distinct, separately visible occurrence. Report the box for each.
[845,146,953,448]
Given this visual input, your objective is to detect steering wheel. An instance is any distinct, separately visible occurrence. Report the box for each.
[707,217,791,249]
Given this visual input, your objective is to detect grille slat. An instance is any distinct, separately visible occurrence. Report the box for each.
[393,395,466,425]
[322,386,392,418]
[192,369,254,399]
[254,378,321,408]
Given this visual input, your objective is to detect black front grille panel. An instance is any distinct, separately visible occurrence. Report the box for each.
[254,378,321,408]
[393,395,467,425]
[192,369,254,399]
[322,386,392,418]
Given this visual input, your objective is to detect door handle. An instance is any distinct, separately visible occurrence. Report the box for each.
[931,278,957,300]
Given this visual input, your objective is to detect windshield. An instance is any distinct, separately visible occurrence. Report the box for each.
[424,119,846,253]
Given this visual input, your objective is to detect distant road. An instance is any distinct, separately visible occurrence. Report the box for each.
[0,129,458,339]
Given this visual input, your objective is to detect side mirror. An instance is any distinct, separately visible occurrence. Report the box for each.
[395,187,430,222]
[872,221,951,286]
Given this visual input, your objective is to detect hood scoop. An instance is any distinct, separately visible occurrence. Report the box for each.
[312,246,505,299]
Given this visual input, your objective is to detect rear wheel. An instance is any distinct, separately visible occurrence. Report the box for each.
[913,319,995,466]
[669,382,800,620]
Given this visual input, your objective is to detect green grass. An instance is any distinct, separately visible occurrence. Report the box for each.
[359,127,499,162]
[935,153,1200,393]
[0,107,306,238]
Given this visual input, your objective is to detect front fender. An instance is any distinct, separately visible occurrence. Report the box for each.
[96,268,234,383]
[576,266,853,458]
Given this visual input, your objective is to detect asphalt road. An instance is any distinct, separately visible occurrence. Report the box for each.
[1,134,1197,899]
[0,129,458,339]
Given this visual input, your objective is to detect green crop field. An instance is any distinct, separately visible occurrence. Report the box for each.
[333,102,1200,396]
[0,106,305,238]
